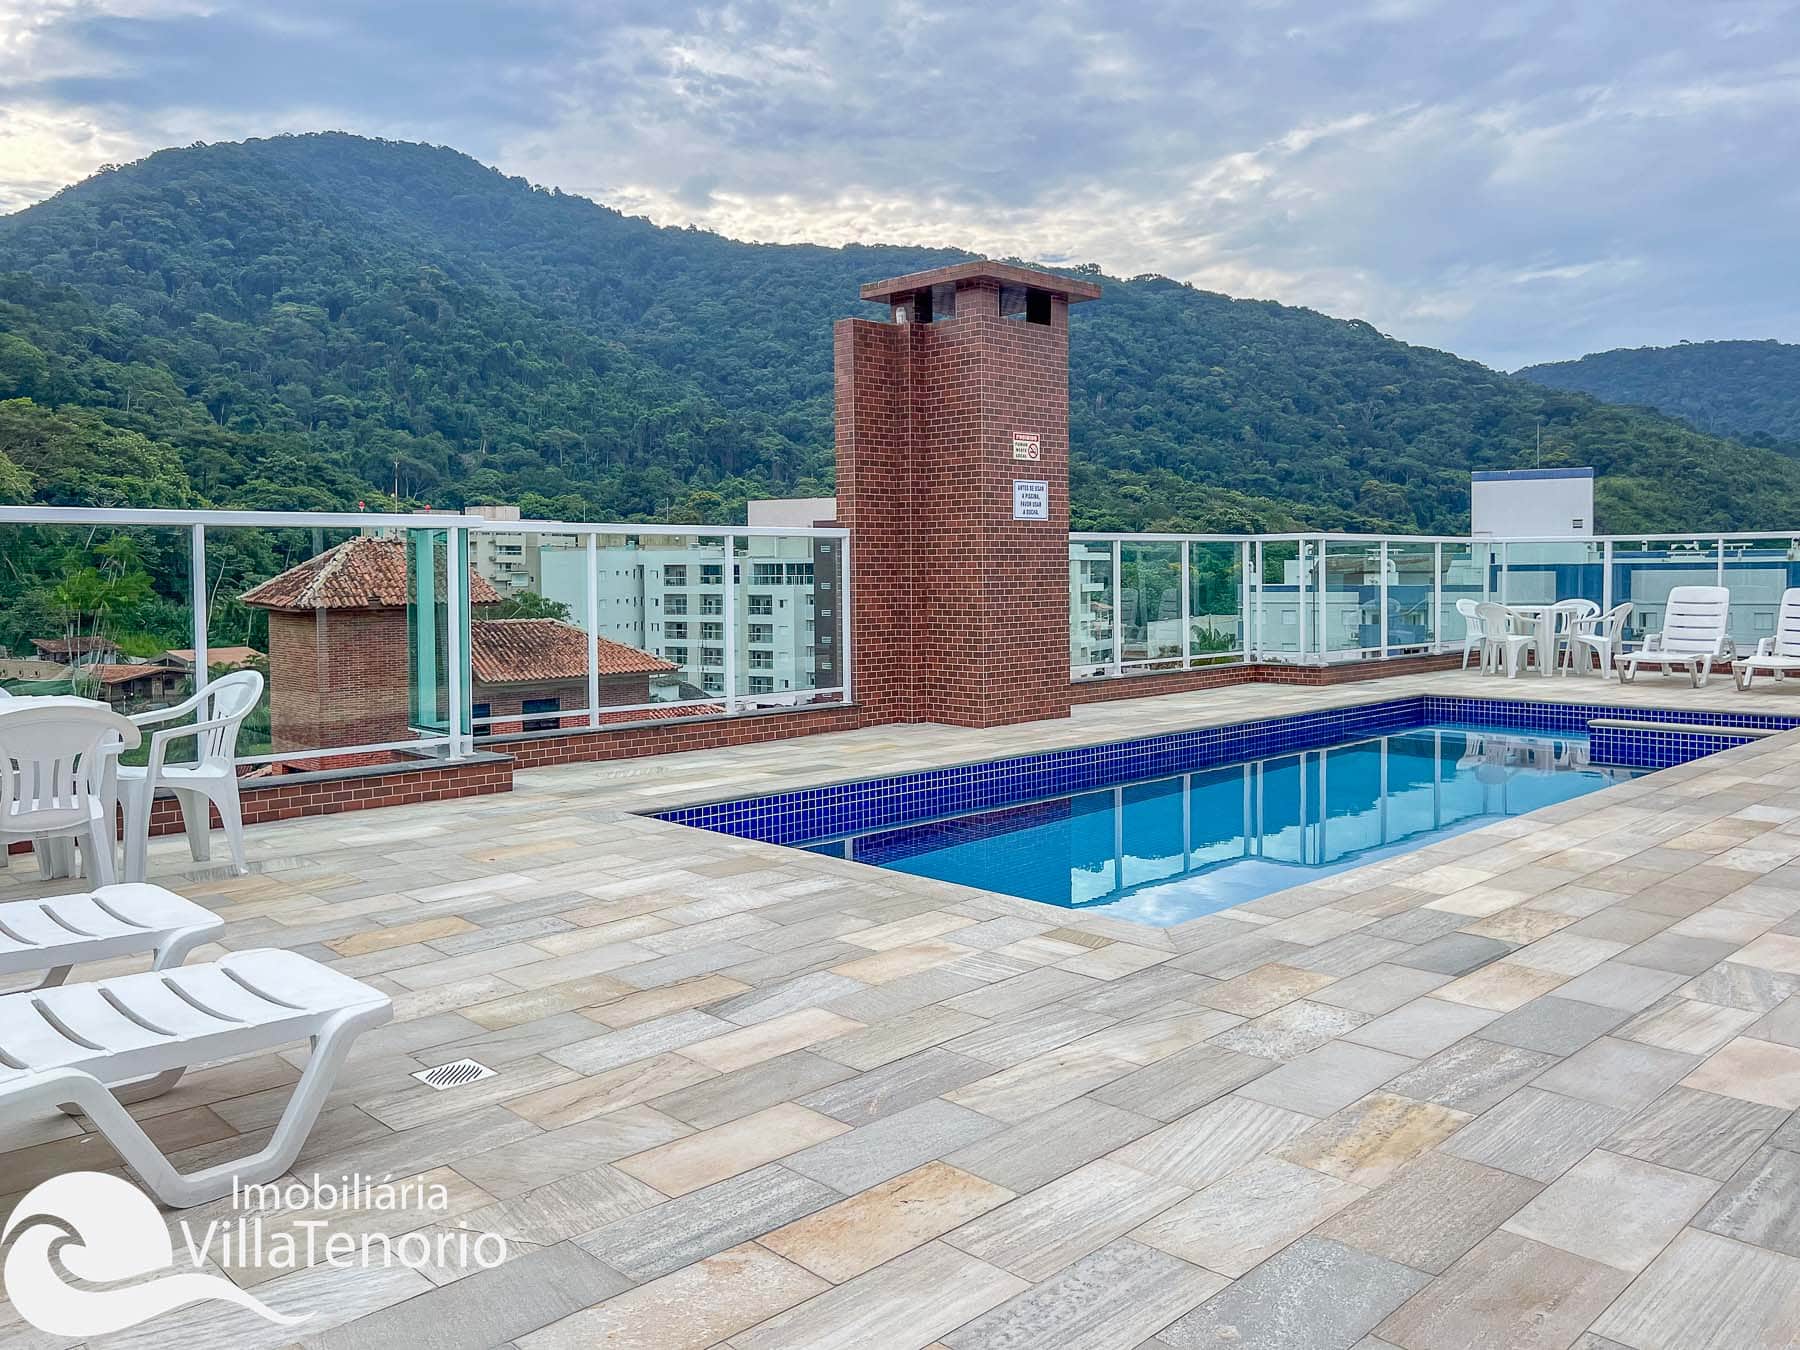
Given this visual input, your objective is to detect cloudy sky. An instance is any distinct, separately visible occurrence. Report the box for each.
[3,0,1797,368]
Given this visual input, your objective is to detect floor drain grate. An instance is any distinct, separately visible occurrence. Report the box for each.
[412,1058,497,1091]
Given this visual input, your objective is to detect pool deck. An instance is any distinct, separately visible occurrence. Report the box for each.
[7,667,1800,1348]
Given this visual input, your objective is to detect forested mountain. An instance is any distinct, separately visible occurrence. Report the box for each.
[2,131,1797,535]
[1517,340,1800,450]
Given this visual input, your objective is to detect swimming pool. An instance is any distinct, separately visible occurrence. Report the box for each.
[656,695,1795,926]
[798,724,1631,925]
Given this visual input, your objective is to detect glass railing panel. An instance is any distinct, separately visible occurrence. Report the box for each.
[203,523,416,769]
[1499,541,1604,610]
[469,528,590,734]
[1254,541,1305,660]
[1609,539,1723,647]
[594,533,732,712]
[732,533,846,709]
[1,523,198,764]
[1321,541,1379,658]
[1189,542,1245,663]
[1386,541,1437,655]
[1070,540,1115,678]
[1439,542,1482,651]
[1120,541,1183,669]
[1718,537,1798,655]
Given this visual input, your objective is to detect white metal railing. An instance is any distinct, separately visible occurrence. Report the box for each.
[1071,529,1800,680]
[0,506,852,769]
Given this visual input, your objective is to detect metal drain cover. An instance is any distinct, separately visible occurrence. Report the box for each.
[412,1058,497,1091]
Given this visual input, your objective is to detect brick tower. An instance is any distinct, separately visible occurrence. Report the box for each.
[834,261,1101,727]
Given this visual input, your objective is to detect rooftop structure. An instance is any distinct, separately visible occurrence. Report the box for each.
[1471,466,1596,537]
[4,266,1800,1348]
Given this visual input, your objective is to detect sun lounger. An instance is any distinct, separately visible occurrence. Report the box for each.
[1735,587,1800,691]
[0,949,391,1207]
[1615,586,1733,688]
[0,883,223,992]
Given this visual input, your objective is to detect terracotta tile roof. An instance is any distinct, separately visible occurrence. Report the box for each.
[240,536,500,611]
[164,646,265,667]
[598,703,723,723]
[32,636,117,656]
[87,663,181,686]
[470,619,677,683]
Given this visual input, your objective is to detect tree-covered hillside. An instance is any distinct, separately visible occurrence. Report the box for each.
[2,131,1797,533]
[1517,340,1800,451]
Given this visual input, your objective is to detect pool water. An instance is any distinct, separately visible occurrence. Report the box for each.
[801,724,1639,926]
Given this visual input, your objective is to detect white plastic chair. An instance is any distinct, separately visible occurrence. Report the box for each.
[1566,602,1632,678]
[1474,602,1537,677]
[1734,588,1800,690]
[118,670,263,882]
[0,705,139,886]
[1548,599,1600,673]
[1616,586,1734,687]
[1454,598,1483,669]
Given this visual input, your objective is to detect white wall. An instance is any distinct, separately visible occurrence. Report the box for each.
[748,497,836,528]
[1471,471,1594,538]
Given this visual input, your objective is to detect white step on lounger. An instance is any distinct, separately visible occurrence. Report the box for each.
[0,949,391,1207]
[0,883,224,991]
[1615,586,1734,688]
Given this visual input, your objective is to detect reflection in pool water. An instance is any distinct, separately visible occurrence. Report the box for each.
[802,724,1639,926]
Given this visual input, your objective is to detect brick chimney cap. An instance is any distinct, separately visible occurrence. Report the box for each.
[860,261,1101,304]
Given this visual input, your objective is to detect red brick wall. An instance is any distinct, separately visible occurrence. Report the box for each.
[6,754,513,859]
[836,319,917,723]
[1067,652,1467,703]
[498,703,877,768]
[267,608,413,751]
[836,279,1074,729]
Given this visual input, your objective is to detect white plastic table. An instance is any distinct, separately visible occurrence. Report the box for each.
[1501,604,1558,678]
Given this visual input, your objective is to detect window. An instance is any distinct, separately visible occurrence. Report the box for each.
[748,594,773,615]
[701,622,724,641]
[472,702,491,725]
[522,697,560,732]
[665,622,688,640]
[663,564,687,586]
[700,564,723,585]
[664,594,688,616]
[665,646,688,665]
[748,623,773,644]
[749,650,773,669]
[785,563,813,585]
[701,594,723,615]
[703,673,723,692]
[701,646,724,666]
[748,676,774,694]
[752,563,783,586]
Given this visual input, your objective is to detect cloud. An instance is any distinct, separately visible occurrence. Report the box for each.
[2,0,1797,367]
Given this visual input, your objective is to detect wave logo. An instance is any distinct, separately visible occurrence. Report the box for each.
[2,1172,308,1337]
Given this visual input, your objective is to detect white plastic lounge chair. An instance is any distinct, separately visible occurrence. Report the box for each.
[0,949,391,1207]
[1474,602,1538,677]
[119,670,264,882]
[1565,602,1632,678]
[0,883,222,992]
[1734,587,1800,690]
[1615,586,1734,688]
[0,705,140,886]
[1455,598,1483,670]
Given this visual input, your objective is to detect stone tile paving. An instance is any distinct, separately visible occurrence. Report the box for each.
[5,669,1800,1347]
